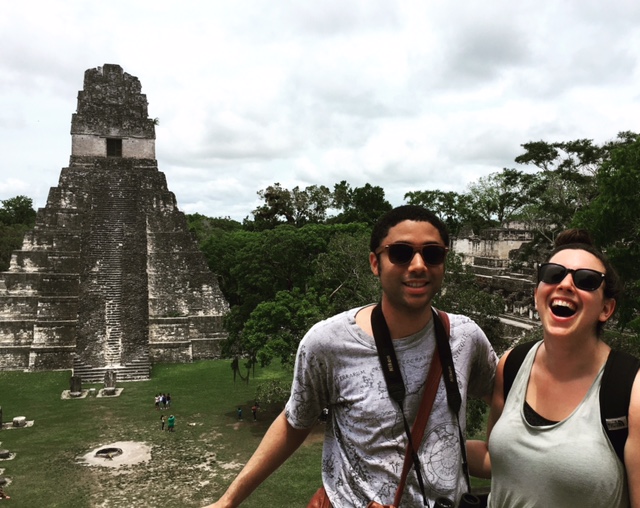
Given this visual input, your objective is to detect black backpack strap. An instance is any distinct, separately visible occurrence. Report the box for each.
[503,341,537,401]
[600,349,640,465]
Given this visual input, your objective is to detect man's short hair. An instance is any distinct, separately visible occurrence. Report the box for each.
[369,205,449,253]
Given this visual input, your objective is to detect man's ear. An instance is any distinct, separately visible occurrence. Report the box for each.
[370,252,380,277]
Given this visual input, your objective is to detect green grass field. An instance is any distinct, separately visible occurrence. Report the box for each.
[0,361,490,507]
[0,361,322,507]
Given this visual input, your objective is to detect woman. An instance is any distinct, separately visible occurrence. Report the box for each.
[471,229,640,507]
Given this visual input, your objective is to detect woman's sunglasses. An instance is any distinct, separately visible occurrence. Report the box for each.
[537,263,605,292]
[375,243,448,266]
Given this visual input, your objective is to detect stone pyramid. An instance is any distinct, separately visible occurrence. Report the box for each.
[0,64,229,381]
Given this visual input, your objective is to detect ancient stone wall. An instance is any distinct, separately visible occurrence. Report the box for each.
[453,235,532,264]
[452,225,539,333]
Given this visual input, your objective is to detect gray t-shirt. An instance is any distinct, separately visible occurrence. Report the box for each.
[285,306,497,507]
[488,341,629,508]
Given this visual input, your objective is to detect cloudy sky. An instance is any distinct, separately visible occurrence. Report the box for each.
[1,1,639,222]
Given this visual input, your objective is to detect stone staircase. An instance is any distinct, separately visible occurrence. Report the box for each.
[90,179,127,366]
[72,356,151,383]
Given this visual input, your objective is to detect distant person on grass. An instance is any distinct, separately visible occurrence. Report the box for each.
[167,414,175,432]
[205,205,497,508]
[0,485,10,500]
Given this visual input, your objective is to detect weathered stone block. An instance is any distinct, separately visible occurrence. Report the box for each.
[69,375,82,395]
[12,416,26,427]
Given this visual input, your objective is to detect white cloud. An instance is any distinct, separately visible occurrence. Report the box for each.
[1,0,640,220]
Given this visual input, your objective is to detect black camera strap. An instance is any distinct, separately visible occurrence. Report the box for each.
[372,303,475,503]
[432,310,473,495]
[371,303,406,406]
[371,303,450,507]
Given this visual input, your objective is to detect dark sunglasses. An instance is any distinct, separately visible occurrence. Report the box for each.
[376,243,448,266]
[538,263,605,292]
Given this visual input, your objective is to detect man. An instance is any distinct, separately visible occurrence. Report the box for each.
[206,205,497,507]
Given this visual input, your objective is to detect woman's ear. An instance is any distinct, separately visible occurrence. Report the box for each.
[599,297,616,324]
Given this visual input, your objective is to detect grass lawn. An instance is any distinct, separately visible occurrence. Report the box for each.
[0,361,322,508]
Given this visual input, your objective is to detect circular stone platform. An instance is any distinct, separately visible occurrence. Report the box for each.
[77,441,151,468]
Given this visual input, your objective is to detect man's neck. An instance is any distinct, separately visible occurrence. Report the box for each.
[356,300,433,340]
[381,299,433,339]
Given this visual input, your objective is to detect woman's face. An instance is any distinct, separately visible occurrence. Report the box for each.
[534,248,616,340]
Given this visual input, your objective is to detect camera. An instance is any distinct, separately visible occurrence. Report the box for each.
[458,493,483,507]
[434,493,483,508]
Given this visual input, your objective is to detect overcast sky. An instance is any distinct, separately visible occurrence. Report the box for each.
[2,1,639,222]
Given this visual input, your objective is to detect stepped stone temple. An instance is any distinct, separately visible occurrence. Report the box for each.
[0,64,229,381]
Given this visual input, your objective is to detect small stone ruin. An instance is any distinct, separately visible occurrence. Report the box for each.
[11,417,26,428]
[69,376,83,398]
[103,369,117,396]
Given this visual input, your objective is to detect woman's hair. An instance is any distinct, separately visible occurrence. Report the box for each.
[549,229,622,335]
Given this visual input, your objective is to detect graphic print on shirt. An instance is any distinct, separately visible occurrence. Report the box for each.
[424,422,461,496]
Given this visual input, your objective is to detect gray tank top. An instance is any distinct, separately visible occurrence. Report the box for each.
[488,342,629,507]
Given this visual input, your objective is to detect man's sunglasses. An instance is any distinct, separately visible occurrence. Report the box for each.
[537,263,605,292]
[375,243,448,266]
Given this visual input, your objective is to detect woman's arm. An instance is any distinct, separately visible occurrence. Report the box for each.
[626,371,640,508]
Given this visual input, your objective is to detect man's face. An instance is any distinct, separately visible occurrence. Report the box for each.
[369,220,446,314]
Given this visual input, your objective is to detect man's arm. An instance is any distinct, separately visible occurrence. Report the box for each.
[626,371,640,508]
[203,410,313,508]
[466,350,510,479]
